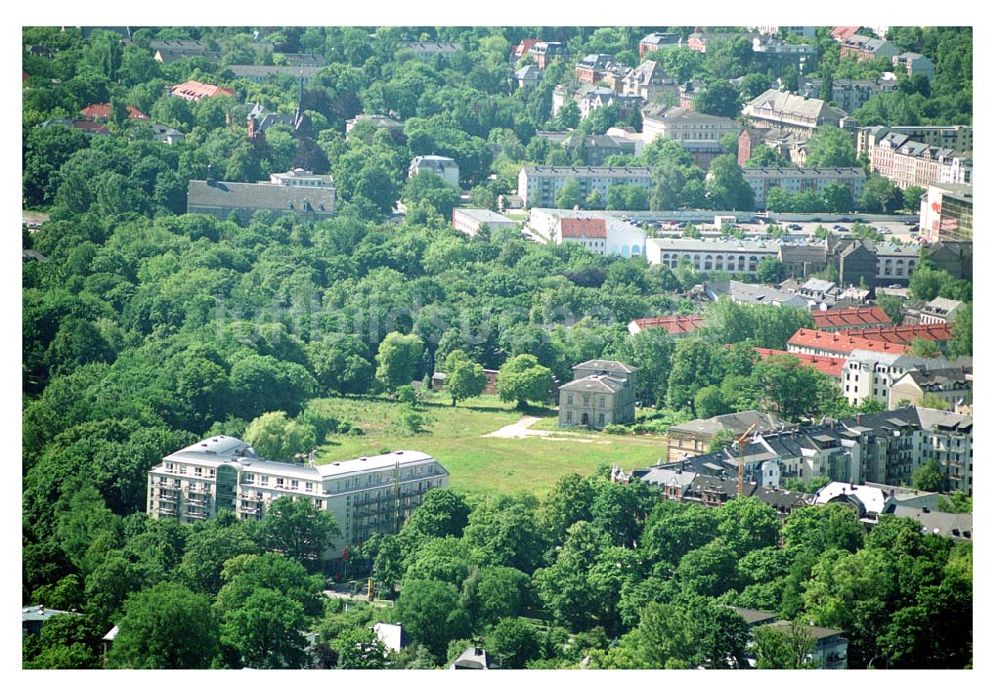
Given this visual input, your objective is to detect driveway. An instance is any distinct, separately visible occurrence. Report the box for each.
[483,416,610,444]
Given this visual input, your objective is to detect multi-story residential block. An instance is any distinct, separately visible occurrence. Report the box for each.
[665,410,784,461]
[893,52,935,81]
[619,60,676,102]
[798,76,897,113]
[841,408,973,494]
[451,208,521,237]
[920,297,967,324]
[646,237,780,274]
[186,175,336,222]
[147,437,449,557]
[742,167,865,209]
[920,183,973,242]
[891,368,972,411]
[839,36,899,61]
[558,360,637,429]
[552,84,645,120]
[169,80,235,102]
[743,89,852,136]
[788,329,910,359]
[856,125,973,158]
[409,155,460,187]
[399,42,462,61]
[517,166,653,207]
[645,407,973,495]
[639,32,682,57]
[642,106,743,168]
[527,41,568,69]
[869,131,961,191]
[574,53,623,84]
[751,36,816,71]
[839,349,972,408]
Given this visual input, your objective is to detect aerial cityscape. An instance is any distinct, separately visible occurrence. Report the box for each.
[22,24,973,670]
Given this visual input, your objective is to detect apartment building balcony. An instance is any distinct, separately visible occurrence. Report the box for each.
[155,505,179,515]
[157,491,179,502]
[184,511,208,520]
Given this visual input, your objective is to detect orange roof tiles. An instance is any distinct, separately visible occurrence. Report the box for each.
[560,217,607,239]
[80,103,148,120]
[754,348,846,377]
[831,26,861,41]
[630,314,705,335]
[841,323,952,345]
[787,328,910,356]
[812,306,891,330]
[170,80,236,101]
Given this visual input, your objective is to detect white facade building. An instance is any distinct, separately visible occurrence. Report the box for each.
[269,169,334,188]
[646,237,780,274]
[409,155,460,187]
[147,437,448,557]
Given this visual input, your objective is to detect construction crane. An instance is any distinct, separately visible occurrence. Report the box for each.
[734,424,756,498]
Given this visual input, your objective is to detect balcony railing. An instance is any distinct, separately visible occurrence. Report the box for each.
[157,492,179,502]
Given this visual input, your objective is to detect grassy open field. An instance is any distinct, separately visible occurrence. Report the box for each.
[312,393,666,498]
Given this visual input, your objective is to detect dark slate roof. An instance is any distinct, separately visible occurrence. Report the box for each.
[187,180,335,214]
[559,374,626,393]
[729,607,779,626]
[573,359,637,374]
[228,65,323,79]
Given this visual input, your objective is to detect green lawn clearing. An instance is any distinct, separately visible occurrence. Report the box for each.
[312,393,666,498]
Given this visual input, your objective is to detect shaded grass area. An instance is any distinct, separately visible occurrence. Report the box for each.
[313,393,665,498]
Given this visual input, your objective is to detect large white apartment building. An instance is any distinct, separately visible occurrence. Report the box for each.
[742,167,866,209]
[147,437,448,556]
[840,350,973,409]
[646,236,779,274]
[517,166,653,207]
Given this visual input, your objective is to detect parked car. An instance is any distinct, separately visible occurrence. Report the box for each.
[835,226,850,232]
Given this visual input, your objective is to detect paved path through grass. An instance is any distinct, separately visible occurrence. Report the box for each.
[483,415,612,444]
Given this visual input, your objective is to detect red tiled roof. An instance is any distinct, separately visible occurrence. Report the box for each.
[80,103,149,120]
[841,323,952,345]
[630,314,705,335]
[512,38,539,57]
[787,328,910,356]
[70,120,110,135]
[560,217,607,239]
[170,80,236,101]
[831,26,861,41]
[754,348,846,377]
[812,306,891,330]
